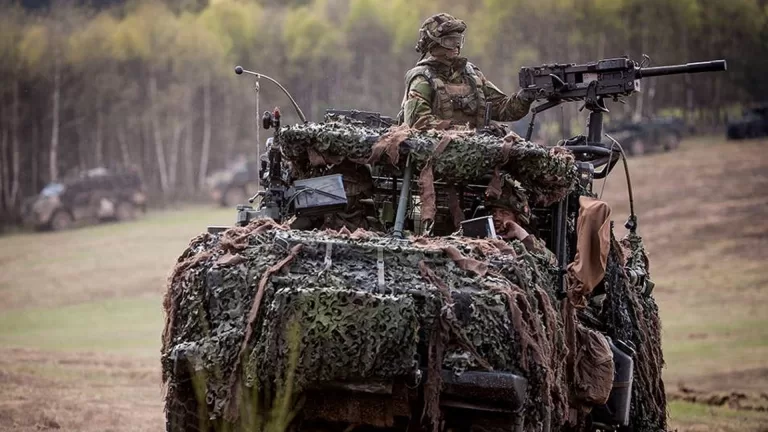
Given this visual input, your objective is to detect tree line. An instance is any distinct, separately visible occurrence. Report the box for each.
[0,0,765,225]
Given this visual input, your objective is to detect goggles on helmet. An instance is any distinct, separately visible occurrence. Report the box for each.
[427,31,465,50]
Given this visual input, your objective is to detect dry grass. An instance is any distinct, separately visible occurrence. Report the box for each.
[597,136,768,430]
[0,137,767,431]
[0,348,163,432]
[0,205,233,431]
[0,206,233,311]
[667,400,768,432]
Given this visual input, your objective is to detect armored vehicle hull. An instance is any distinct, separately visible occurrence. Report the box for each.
[22,168,146,231]
[604,117,685,156]
[206,158,262,207]
[726,104,768,140]
[162,119,666,432]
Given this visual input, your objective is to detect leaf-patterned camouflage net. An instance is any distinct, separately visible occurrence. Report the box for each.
[162,119,666,432]
[276,121,578,206]
[162,220,570,432]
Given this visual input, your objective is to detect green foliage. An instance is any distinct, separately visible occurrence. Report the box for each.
[282,0,344,63]
[68,13,119,65]
[0,0,764,220]
[198,0,263,59]
[19,24,50,70]
[111,6,154,61]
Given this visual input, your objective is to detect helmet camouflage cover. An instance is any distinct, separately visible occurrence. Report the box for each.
[416,13,467,53]
[486,176,532,226]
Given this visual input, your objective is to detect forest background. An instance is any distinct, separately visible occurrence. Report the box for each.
[1,0,766,225]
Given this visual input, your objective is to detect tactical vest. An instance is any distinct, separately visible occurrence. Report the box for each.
[399,63,486,128]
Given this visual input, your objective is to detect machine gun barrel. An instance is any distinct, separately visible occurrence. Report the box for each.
[638,60,727,78]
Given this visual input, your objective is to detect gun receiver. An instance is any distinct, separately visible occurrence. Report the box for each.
[519,57,726,108]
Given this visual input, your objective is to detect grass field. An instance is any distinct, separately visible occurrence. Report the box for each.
[1,137,767,431]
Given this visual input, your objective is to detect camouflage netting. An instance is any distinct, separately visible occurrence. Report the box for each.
[162,220,571,432]
[275,121,578,206]
[162,224,667,432]
[162,119,667,432]
[601,230,668,432]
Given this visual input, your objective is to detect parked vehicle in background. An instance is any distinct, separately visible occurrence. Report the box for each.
[205,156,261,207]
[726,104,768,140]
[22,167,146,231]
[604,116,686,156]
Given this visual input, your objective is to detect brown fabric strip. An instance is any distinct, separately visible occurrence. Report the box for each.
[418,135,453,223]
[367,123,410,166]
[485,140,514,199]
[443,245,488,277]
[215,252,246,267]
[446,185,464,228]
[565,196,612,307]
[226,244,303,420]
[162,250,212,355]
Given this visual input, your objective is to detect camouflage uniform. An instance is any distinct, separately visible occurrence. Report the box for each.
[400,13,535,130]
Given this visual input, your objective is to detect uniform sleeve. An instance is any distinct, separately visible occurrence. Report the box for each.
[475,68,533,122]
[403,76,444,130]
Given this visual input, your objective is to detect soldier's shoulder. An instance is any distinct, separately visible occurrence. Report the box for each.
[466,61,488,85]
[405,65,437,90]
[466,61,485,77]
[405,64,435,79]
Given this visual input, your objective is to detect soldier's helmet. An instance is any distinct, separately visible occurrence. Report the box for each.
[486,177,532,226]
[416,13,467,54]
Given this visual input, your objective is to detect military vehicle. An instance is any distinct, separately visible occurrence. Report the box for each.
[206,156,262,207]
[22,167,146,231]
[162,58,725,432]
[603,117,686,156]
[726,103,768,140]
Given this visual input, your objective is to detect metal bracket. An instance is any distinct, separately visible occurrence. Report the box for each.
[377,246,386,292]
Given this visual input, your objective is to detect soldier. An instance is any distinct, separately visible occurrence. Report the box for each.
[399,13,538,132]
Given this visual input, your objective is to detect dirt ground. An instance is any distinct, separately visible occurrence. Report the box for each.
[0,136,767,431]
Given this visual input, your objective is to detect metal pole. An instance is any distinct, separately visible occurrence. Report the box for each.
[586,109,603,145]
[393,155,413,239]
[254,79,260,190]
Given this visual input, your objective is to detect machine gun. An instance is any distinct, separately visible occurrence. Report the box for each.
[520,57,726,144]
[518,56,726,307]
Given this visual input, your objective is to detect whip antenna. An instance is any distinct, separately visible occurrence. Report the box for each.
[235,65,307,123]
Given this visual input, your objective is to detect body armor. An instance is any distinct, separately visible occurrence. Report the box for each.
[403,62,487,128]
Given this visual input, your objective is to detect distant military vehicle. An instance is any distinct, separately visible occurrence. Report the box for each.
[603,117,686,156]
[726,104,768,140]
[205,157,261,207]
[22,167,146,231]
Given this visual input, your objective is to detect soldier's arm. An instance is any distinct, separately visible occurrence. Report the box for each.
[403,76,447,130]
[518,231,559,266]
[475,67,533,122]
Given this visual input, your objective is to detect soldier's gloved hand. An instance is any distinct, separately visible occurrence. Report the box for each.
[517,87,545,104]
[477,122,507,137]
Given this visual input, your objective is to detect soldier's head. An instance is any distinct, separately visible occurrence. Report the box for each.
[486,177,532,227]
[416,13,466,59]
